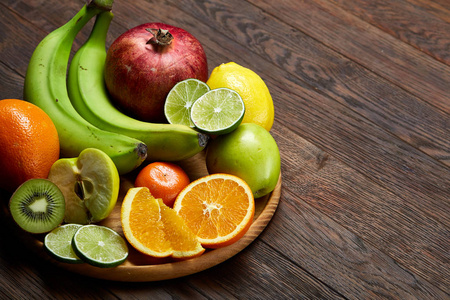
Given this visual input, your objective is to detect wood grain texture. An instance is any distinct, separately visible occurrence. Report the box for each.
[0,62,24,100]
[272,191,448,299]
[329,0,450,64]
[403,0,450,22]
[250,0,450,113]
[273,125,450,293]
[0,4,47,76]
[175,0,450,166]
[0,0,449,298]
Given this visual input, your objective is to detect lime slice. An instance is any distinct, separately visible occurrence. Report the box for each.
[164,78,210,127]
[72,225,128,268]
[44,224,83,264]
[190,88,245,135]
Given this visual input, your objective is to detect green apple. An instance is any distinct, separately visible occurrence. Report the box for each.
[206,123,280,198]
[48,148,120,224]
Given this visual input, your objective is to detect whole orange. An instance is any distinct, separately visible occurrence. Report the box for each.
[0,99,60,193]
[134,162,190,207]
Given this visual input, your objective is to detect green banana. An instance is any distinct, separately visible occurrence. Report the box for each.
[67,11,209,162]
[23,1,147,175]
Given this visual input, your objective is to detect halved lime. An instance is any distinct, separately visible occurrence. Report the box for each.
[44,224,83,264]
[190,88,245,135]
[164,78,210,127]
[72,225,128,268]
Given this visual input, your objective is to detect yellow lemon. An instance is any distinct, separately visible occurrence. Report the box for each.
[206,62,274,131]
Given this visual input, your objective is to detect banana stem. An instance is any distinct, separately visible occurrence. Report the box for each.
[87,0,115,11]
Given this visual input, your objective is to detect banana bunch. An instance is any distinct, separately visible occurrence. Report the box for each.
[23,1,208,175]
[23,0,146,175]
[67,10,208,162]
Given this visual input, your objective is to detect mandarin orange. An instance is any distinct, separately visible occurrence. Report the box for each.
[173,173,255,248]
[134,162,190,207]
[121,187,204,260]
[0,99,60,192]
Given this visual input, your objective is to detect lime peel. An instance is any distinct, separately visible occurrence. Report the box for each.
[72,224,128,268]
[164,78,210,127]
[44,224,83,264]
[190,88,245,135]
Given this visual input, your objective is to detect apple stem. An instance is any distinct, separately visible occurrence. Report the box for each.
[146,28,174,46]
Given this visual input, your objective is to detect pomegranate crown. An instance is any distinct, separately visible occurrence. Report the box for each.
[146,28,174,46]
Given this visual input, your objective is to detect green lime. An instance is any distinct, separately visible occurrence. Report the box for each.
[72,225,128,268]
[44,224,83,264]
[190,88,245,135]
[164,78,210,127]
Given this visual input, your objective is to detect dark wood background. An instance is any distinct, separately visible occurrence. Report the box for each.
[1,0,449,299]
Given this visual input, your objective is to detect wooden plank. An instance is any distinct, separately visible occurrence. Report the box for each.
[269,190,448,299]
[385,0,450,23]
[248,0,450,113]
[268,76,450,226]
[273,125,450,294]
[187,240,347,299]
[0,4,47,76]
[0,62,24,100]
[4,0,81,32]
[168,0,450,167]
[430,0,450,11]
[329,0,450,64]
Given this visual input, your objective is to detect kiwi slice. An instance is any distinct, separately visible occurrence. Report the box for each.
[9,179,65,234]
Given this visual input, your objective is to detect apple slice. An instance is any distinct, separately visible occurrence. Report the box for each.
[48,148,120,224]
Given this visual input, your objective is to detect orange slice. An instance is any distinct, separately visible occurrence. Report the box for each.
[173,174,255,248]
[121,187,204,260]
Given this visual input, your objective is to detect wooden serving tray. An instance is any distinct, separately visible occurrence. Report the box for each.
[1,151,281,282]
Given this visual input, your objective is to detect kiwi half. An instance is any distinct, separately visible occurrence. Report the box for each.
[9,179,65,234]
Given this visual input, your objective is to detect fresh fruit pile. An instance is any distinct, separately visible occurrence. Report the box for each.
[68,12,207,162]
[1,0,281,269]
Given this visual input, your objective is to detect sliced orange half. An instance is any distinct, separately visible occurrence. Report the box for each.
[157,198,205,259]
[121,187,204,259]
[173,173,255,248]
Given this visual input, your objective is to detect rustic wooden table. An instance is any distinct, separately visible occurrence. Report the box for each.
[1,0,449,299]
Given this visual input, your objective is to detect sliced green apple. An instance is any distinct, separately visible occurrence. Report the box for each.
[48,148,120,224]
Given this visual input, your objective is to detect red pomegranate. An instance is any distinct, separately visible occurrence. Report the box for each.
[104,23,208,122]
